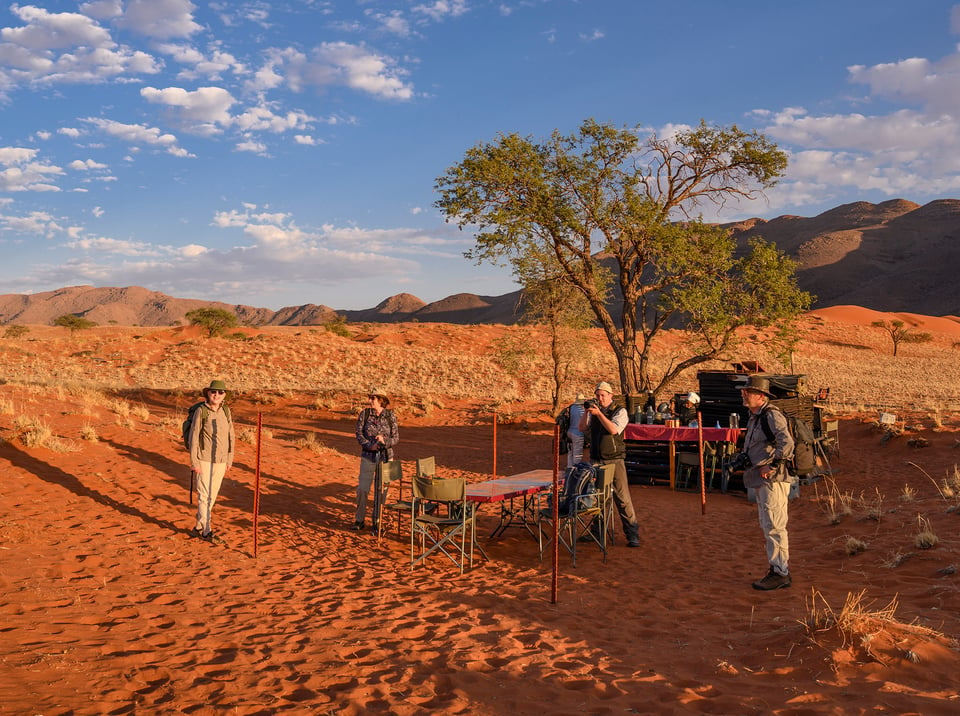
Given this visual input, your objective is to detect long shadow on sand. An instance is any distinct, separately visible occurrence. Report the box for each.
[1,441,178,533]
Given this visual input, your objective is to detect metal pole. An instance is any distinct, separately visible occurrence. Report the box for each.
[550,423,560,604]
[697,412,706,515]
[492,411,497,481]
[253,412,262,557]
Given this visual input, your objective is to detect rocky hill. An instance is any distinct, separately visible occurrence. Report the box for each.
[1,198,958,326]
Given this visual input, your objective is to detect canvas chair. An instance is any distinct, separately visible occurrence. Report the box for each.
[674,443,719,491]
[376,460,407,542]
[537,464,612,566]
[410,475,483,574]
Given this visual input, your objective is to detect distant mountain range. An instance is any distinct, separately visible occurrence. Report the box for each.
[2,198,959,326]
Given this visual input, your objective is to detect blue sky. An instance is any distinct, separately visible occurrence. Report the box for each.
[1,0,959,311]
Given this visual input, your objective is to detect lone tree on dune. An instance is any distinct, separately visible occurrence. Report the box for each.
[186,307,238,338]
[53,314,97,332]
[435,118,812,403]
[871,319,932,357]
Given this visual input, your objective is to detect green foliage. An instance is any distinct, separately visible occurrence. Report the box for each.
[185,307,239,337]
[871,320,933,357]
[2,325,29,339]
[53,314,98,332]
[435,118,811,399]
[324,314,351,338]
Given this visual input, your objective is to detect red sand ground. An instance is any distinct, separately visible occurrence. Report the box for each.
[2,313,960,714]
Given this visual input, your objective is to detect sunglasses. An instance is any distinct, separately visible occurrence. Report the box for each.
[209,389,226,395]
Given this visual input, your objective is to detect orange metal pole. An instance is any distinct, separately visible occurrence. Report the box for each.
[492,411,497,480]
[253,412,263,557]
[697,412,706,515]
[551,423,560,604]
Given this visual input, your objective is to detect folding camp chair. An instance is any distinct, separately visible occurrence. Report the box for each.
[537,465,612,566]
[376,460,407,542]
[410,475,485,574]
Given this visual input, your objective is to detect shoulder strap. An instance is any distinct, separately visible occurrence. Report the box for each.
[759,405,777,444]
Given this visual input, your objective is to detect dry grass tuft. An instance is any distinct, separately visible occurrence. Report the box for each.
[816,478,854,525]
[881,549,913,568]
[79,424,99,442]
[294,432,328,454]
[899,483,917,502]
[13,415,78,452]
[860,487,884,522]
[0,398,13,415]
[802,589,944,664]
[914,514,939,549]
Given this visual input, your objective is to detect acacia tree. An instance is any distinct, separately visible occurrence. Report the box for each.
[871,319,932,356]
[53,314,97,332]
[435,119,812,401]
[185,307,238,337]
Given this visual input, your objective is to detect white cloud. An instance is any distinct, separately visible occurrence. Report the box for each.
[0,5,160,94]
[117,0,202,40]
[412,1,469,23]
[140,86,235,135]
[0,147,64,191]
[579,29,605,42]
[68,159,109,171]
[66,236,159,256]
[81,117,192,156]
[0,209,66,237]
[251,43,414,100]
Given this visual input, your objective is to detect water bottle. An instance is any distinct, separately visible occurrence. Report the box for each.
[729,413,740,430]
[645,406,655,424]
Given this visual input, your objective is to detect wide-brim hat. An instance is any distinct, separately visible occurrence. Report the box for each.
[574,393,587,401]
[686,391,700,404]
[368,387,388,399]
[741,375,774,398]
[595,381,615,394]
[202,379,228,395]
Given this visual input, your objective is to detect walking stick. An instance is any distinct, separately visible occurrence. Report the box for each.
[189,468,196,505]
[374,455,384,544]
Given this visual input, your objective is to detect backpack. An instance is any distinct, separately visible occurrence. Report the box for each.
[555,407,571,455]
[545,462,597,516]
[759,405,816,476]
[182,401,232,450]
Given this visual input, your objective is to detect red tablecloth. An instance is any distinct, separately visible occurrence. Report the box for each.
[624,425,741,442]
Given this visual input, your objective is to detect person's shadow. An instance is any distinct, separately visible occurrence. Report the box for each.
[1,441,178,533]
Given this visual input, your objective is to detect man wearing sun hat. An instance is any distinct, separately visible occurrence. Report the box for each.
[187,379,235,545]
[740,375,794,590]
[579,381,641,547]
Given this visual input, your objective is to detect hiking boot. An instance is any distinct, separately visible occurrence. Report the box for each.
[352,520,364,531]
[189,527,203,539]
[627,537,641,548]
[752,567,791,590]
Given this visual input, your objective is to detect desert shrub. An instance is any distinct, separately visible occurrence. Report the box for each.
[3,325,29,339]
[845,536,867,555]
[226,331,250,341]
[130,404,150,421]
[816,478,854,524]
[881,549,912,568]
[860,487,884,521]
[323,315,351,338]
[0,398,13,415]
[80,424,99,442]
[111,399,131,418]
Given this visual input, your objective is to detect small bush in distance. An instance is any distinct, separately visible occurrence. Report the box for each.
[185,307,239,338]
[54,314,97,332]
[3,325,29,339]
[323,314,351,338]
